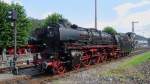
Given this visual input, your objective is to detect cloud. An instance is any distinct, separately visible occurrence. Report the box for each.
[1,0,11,4]
[96,0,150,38]
[114,0,150,16]
[39,12,53,19]
[110,9,150,38]
[77,20,117,31]
[81,9,150,38]
[28,11,55,20]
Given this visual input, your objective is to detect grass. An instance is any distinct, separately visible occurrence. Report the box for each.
[99,51,150,77]
[119,51,150,69]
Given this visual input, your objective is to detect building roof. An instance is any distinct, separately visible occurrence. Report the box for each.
[135,35,147,41]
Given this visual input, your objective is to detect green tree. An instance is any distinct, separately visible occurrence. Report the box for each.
[102,26,117,35]
[29,18,44,30]
[44,13,63,27]
[0,1,32,48]
[0,1,10,48]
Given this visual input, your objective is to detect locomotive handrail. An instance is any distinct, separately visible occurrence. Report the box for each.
[67,44,118,49]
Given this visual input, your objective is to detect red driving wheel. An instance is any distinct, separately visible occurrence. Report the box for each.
[100,54,105,62]
[53,61,66,75]
[81,53,91,67]
[95,52,102,64]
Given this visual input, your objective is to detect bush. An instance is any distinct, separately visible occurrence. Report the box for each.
[102,26,117,35]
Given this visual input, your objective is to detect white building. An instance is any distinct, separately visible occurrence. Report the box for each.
[135,35,148,48]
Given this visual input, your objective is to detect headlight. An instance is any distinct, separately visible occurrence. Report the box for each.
[50,56,54,59]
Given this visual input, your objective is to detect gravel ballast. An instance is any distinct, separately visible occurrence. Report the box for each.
[48,58,150,84]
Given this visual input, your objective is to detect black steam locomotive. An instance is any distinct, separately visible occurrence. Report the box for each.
[28,23,135,74]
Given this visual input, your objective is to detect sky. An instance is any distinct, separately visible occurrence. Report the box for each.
[2,0,150,38]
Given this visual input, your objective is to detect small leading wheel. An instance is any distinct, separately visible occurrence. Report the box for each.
[74,64,81,70]
[56,65,66,74]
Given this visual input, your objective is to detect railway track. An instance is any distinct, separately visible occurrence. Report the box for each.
[29,48,150,83]
[0,63,34,73]
[0,48,149,84]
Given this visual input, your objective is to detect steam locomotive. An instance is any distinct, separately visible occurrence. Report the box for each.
[28,23,135,74]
